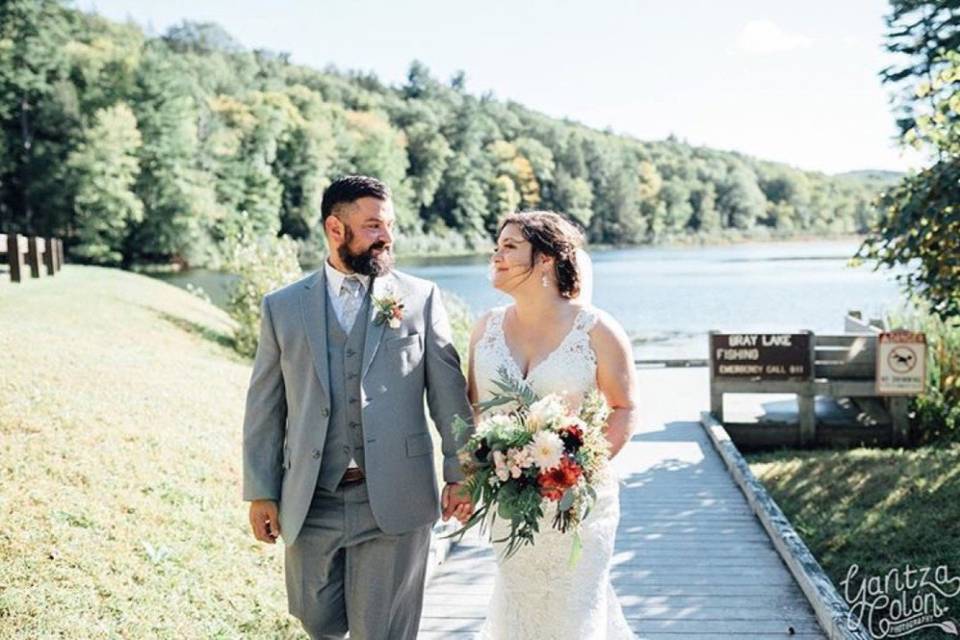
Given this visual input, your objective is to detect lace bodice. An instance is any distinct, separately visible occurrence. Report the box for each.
[471,304,637,640]
[474,305,599,411]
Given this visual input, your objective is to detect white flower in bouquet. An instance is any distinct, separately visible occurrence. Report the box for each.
[478,413,517,438]
[526,430,565,471]
[526,394,567,432]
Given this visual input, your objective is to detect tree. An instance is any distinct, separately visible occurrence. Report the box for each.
[404,60,440,100]
[719,164,767,230]
[344,109,415,229]
[859,58,960,319]
[163,21,246,55]
[275,85,337,239]
[67,103,143,265]
[490,174,520,223]
[0,0,72,232]
[859,8,960,321]
[553,169,594,227]
[404,120,452,211]
[128,42,219,265]
[690,183,722,234]
[487,140,541,210]
[881,0,960,138]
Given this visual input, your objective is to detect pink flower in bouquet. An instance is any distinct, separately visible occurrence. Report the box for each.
[492,450,510,482]
[505,446,534,478]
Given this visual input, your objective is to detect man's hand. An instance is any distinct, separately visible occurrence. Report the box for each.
[249,500,281,543]
[441,482,473,524]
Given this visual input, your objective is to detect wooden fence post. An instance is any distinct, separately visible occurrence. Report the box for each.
[708,330,724,421]
[26,236,43,278]
[7,233,24,282]
[889,397,910,447]
[798,331,817,447]
[44,236,56,275]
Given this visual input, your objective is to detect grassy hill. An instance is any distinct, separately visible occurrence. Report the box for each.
[0,266,306,638]
[746,445,960,639]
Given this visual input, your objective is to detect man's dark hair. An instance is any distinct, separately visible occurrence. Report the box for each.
[320,175,391,223]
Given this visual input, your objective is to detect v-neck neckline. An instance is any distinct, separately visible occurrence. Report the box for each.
[500,305,585,381]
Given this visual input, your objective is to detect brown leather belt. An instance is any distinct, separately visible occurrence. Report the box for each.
[339,467,365,486]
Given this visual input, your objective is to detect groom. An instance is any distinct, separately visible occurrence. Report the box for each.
[242,175,474,639]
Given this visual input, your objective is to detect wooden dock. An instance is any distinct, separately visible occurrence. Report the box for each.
[419,367,828,639]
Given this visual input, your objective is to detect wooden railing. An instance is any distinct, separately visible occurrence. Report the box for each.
[0,233,64,283]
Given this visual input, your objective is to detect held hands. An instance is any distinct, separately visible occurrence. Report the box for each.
[251,488,470,540]
[249,500,281,544]
[441,482,474,524]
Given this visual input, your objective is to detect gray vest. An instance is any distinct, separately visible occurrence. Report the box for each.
[316,283,371,492]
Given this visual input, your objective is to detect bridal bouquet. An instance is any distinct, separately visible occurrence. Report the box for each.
[450,367,611,559]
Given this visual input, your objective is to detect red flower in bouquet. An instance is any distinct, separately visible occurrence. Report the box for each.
[537,456,583,501]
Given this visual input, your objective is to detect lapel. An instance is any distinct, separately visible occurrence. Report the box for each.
[361,271,393,380]
[300,269,331,400]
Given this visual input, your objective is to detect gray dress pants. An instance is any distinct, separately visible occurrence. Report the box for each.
[285,481,433,640]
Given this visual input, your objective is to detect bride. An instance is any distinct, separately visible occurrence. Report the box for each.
[467,211,639,639]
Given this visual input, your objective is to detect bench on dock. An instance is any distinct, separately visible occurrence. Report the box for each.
[1,233,64,283]
[708,312,915,449]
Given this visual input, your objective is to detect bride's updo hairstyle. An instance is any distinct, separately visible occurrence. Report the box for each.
[497,211,585,299]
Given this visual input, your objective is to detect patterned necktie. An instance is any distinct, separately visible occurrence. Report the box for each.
[339,276,362,331]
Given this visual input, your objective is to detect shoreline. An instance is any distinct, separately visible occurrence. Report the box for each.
[129,231,870,274]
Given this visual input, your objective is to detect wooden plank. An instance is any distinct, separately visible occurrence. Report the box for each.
[815,334,877,347]
[811,379,877,396]
[713,379,808,394]
[814,362,875,379]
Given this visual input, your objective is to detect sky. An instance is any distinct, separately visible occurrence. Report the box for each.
[77,0,926,175]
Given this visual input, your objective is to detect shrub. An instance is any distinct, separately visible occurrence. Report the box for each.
[887,296,960,444]
[221,231,303,358]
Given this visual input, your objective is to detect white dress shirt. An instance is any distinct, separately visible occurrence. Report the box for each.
[324,260,370,331]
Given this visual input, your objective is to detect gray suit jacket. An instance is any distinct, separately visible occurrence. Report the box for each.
[242,268,473,545]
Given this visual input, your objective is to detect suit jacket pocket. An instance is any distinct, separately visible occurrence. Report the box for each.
[405,432,432,457]
[386,333,421,352]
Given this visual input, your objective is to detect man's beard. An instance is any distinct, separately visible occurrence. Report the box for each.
[338,226,394,276]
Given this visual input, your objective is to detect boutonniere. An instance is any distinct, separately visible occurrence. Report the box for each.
[372,290,405,329]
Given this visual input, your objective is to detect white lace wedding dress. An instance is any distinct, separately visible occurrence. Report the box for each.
[472,305,636,640]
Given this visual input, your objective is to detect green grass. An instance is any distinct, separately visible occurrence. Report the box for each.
[0,266,306,638]
[746,445,960,638]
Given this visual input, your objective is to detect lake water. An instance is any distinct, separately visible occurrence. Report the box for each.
[156,239,911,361]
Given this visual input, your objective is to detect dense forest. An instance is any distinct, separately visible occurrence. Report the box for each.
[0,1,894,267]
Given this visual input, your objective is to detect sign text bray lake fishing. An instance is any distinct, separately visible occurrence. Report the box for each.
[710,332,812,379]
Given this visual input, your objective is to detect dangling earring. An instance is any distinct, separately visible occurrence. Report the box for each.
[541,272,549,288]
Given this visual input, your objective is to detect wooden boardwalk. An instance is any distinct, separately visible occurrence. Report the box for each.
[419,367,828,639]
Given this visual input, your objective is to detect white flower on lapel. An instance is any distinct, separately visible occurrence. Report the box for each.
[372,288,405,329]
